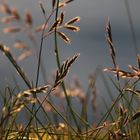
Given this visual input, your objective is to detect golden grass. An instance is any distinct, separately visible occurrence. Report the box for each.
[0,0,140,139]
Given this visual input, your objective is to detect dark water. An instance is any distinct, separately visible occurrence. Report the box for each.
[0,0,140,124]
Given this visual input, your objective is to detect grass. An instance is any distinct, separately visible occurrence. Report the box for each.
[0,0,140,139]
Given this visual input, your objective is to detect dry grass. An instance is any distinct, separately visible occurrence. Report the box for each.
[0,0,140,140]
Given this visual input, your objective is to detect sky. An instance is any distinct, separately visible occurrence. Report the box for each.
[0,0,139,81]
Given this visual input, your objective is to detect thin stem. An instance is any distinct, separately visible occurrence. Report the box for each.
[54,1,61,70]
[32,4,54,129]
[47,100,78,136]
[35,22,47,90]
[54,0,81,133]
[35,2,58,89]
[94,77,138,138]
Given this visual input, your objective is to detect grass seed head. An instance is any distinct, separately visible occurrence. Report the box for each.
[57,31,71,44]
[24,10,33,26]
[3,27,21,33]
[65,16,80,25]
[0,3,11,14]
[11,7,20,20]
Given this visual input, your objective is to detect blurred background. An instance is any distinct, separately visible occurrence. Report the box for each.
[0,0,140,122]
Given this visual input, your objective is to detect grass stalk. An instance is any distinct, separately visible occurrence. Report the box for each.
[54,0,81,133]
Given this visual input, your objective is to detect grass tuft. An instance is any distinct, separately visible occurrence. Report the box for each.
[0,0,140,139]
